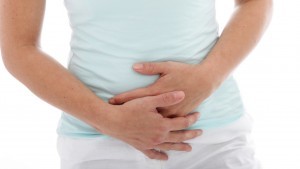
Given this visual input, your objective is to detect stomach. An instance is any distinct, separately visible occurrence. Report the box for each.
[67,33,219,101]
[64,0,220,100]
[57,0,246,137]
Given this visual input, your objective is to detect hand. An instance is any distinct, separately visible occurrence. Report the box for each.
[109,61,219,118]
[99,91,202,160]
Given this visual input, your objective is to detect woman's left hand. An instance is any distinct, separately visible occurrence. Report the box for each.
[109,61,220,118]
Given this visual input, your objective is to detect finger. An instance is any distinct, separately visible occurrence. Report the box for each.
[140,149,168,160]
[133,62,169,75]
[146,91,185,108]
[167,112,200,130]
[165,129,203,143]
[153,142,192,152]
[109,87,155,104]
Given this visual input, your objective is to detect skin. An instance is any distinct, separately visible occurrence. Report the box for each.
[109,0,273,119]
[0,0,273,161]
[0,0,202,160]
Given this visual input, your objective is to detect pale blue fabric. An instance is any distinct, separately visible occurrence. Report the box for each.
[56,0,245,138]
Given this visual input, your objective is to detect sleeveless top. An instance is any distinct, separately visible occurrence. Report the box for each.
[56,0,246,138]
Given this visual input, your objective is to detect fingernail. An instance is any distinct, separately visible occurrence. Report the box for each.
[174,91,185,99]
[133,63,143,70]
[197,130,203,136]
[188,118,194,125]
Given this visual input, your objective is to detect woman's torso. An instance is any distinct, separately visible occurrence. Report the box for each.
[57,0,245,138]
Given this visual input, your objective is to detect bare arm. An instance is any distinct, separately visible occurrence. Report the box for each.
[0,0,201,160]
[198,0,273,88]
[0,0,109,128]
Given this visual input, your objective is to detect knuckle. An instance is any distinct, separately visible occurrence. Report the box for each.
[183,119,190,128]
[178,133,186,142]
[164,61,172,68]
[181,144,189,150]
[183,145,192,151]
[148,153,156,159]
[144,143,153,150]
[178,145,185,151]
[194,131,200,137]
[158,123,169,132]
[174,144,183,150]
[151,137,159,145]
[149,156,155,159]
[162,92,177,104]
[152,135,164,145]
[172,144,180,150]
[171,133,182,143]
[185,132,193,139]
[165,144,172,151]
[147,85,159,95]
[113,97,122,103]
[146,63,155,73]
[165,61,173,70]
[161,94,171,103]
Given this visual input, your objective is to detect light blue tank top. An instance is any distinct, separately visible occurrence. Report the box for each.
[57,0,245,138]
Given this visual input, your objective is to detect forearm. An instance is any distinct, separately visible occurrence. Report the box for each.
[1,46,111,131]
[198,0,273,87]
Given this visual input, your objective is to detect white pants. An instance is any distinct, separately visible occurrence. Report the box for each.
[56,113,261,169]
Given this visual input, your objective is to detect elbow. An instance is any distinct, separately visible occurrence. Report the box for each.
[1,45,29,77]
[1,46,15,74]
[1,44,40,79]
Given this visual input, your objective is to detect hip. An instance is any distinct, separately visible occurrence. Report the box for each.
[56,113,260,169]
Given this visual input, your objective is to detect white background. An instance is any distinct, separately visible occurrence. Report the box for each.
[0,0,299,168]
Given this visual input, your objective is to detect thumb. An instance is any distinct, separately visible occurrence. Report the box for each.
[133,62,167,75]
[145,91,185,108]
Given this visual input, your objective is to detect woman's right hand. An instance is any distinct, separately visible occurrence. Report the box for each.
[96,91,202,160]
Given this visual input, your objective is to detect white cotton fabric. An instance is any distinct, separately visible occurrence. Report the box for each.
[57,113,260,169]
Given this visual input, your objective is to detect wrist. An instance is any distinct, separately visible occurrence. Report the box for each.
[194,57,229,91]
[84,100,119,134]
